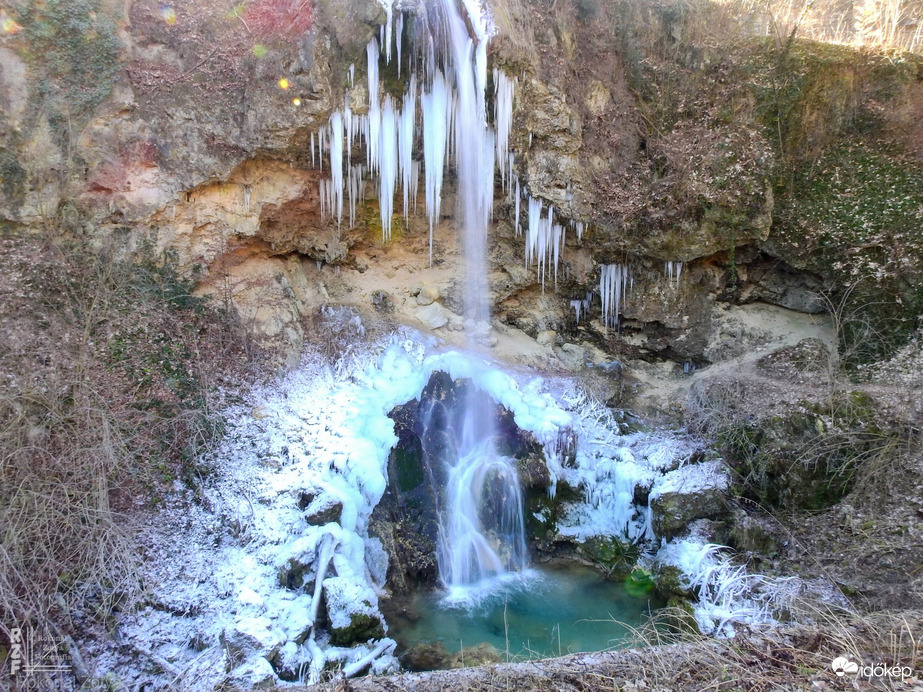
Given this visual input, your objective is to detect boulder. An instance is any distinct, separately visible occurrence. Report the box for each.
[401,641,452,671]
[649,460,729,538]
[416,302,453,330]
[322,576,385,646]
[221,617,284,661]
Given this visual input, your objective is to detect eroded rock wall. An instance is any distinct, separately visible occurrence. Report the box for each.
[2,0,920,371]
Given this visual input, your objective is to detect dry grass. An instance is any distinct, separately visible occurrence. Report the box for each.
[0,232,261,680]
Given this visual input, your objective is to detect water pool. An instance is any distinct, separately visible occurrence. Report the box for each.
[389,563,663,663]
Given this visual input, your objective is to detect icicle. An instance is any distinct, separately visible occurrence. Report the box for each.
[344,102,353,163]
[396,12,404,77]
[411,160,421,215]
[399,75,417,220]
[367,40,381,174]
[514,178,521,237]
[329,110,345,226]
[422,70,448,266]
[493,69,515,189]
[379,95,398,242]
[348,164,364,229]
[524,197,566,291]
[318,126,325,172]
[242,185,251,213]
[576,221,584,242]
[383,0,393,63]
[526,196,542,268]
[665,260,684,286]
[552,223,563,290]
[571,299,583,323]
[599,263,631,330]
[479,126,495,227]
[349,63,355,86]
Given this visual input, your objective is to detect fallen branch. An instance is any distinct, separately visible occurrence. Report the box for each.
[343,638,396,678]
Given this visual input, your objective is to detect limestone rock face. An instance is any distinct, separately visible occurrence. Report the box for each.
[3,0,907,369]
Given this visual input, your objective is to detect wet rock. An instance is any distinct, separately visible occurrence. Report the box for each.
[401,641,452,671]
[518,453,552,489]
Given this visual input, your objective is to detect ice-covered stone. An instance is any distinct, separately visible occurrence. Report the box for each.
[226,656,277,689]
[323,576,385,645]
[221,617,284,661]
[649,460,730,538]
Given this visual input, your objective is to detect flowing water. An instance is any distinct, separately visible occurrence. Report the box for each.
[430,0,527,597]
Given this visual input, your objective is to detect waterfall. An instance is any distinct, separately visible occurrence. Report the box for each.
[417,379,528,598]
[434,0,528,596]
[313,0,528,595]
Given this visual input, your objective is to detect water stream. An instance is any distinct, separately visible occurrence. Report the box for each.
[432,0,527,597]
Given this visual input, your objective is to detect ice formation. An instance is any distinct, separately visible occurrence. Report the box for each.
[599,263,632,329]
[665,260,683,286]
[312,0,514,259]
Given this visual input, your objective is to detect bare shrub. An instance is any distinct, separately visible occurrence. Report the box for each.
[0,233,259,652]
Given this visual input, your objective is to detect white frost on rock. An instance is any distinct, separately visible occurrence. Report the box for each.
[649,458,730,500]
[654,534,782,638]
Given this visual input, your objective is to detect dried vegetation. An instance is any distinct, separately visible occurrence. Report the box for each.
[0,231,262,675]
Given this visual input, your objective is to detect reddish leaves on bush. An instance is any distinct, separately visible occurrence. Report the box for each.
[244,0,313,39]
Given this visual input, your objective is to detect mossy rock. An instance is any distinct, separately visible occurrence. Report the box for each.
[578,536,642,576]
[652,564,693,600]
[726,509,779,557]
[329,611,385,646]
[722,393,893,510]
[401,641,452,671]
[449,643,502,669]
[662,596,701,635]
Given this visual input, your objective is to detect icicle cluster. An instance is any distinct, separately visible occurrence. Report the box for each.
[494,69,516,192]
[599,263,632,330]
[570,291,593,323]
[524,197,564,291]
[665,260,683,286]
[509,183,589,293]
[311,0,513,262]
